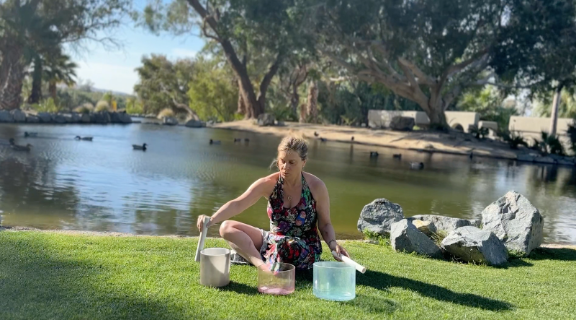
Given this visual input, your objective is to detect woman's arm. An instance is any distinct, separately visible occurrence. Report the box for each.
[314,178,350,260]
[197,177,273,230]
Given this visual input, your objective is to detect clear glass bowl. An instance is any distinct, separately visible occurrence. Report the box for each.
[257,263,295,295]
[313,261,356,301]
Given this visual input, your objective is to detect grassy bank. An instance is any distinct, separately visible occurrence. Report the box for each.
[1,231,575,319]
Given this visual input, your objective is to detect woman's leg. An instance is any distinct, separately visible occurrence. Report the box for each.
[219,220,265,268]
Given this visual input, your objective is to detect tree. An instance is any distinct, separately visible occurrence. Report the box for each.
[0,0,130,110]
[187,57,237,121]
[141,0,308,118]
[43,53,77,101]
[306,0,576,130]
[533,89,576,119]
[134,54,198,118]
[456,86,518,130]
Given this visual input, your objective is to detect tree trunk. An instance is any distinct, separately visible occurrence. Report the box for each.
[306,81,318,123]
[49,81,57,101]
[28,56,43,104]
[299,103,307,123]
[290,86,299,114]
[0,44,25,110]
[187,0,281,119]
[426,104,449,131]
[0,63,25,110]
[237,88,246,115]
[549,86,562,136]
[216,39,261,119]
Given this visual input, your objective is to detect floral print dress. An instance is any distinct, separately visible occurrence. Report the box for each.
[261,173,323,271]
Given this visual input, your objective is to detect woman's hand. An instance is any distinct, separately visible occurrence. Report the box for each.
[196,215,212,232]
[330,242,350,262]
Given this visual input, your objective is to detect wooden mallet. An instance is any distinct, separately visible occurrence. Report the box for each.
[332,251,367,274]
[195,216,210,262]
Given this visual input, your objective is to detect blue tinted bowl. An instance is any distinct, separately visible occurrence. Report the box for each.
[313,261,355,301]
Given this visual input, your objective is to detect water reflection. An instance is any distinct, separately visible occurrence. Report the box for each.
[0,123,575,244]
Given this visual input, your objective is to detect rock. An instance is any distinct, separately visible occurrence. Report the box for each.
[276,120,285,126]
[363,239,379,245]
[109,112,132,124]
[53,114,67,124]
[80,113,91,123]
[70,113,81,123]
[390,219,443,258]
[118,112,132,124]
[0,110,14,122]
[481,191,544,256]
[37,112,53,123]
[109,112,121,123]
[412,220,437,236]
[91,112,111,124]
[389,116,415,131]
[163,117,178,126]
[26,114,39,123]
[357,198,404,237]
[185,119,205,128]
[11,109,26,122]
[411,214,480,234]
[441,226,509,266]
[257,113,275,126]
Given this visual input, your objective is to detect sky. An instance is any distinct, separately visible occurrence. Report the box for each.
[70,17,205,95]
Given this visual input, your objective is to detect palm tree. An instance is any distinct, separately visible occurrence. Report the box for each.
[43,53,77,101]
[0,0,60,110]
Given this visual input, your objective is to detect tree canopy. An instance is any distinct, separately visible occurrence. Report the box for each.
[302,0,576,129]
[0,0,130,110]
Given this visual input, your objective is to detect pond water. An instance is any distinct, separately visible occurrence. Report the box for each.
[0,121,575,244]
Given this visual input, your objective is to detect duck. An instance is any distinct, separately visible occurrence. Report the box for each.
[369,151,379,157]
[392,154,402,159]
[314,131,319,137]
[132,143,147,151]
[24,132,38,138]
[209,139,221,145]
[75,136,93,141]
[244,138,250,143]
[351,136,355,142]
[233,138,242,143]
[409,162,425,170]
[9,139,32,152]
[320,137,327,142]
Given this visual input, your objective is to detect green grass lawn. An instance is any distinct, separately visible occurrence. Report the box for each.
[1,231,575,320]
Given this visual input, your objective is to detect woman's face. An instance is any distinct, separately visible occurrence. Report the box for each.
[277,150,305,178]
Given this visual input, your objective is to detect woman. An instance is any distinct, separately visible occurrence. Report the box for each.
[197,135,349,271]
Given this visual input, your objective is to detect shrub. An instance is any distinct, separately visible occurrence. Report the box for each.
[157,108,175,119]
[32,98,61,113]
[74,103,94,114]
[498,129,528,149]
[94,101,110,112]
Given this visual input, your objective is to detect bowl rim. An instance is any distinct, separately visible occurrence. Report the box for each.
[259,262,296,274]
[200,248,230,256]
[313,261,355,269]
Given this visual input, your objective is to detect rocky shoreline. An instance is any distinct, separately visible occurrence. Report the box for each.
[0,109,133,124]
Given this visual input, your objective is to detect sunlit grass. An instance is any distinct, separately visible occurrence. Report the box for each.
[0,231,575,320]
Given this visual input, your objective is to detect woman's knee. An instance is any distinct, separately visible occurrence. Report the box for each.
[219,220,235,238]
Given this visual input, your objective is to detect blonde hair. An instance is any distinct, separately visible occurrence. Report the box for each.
[270,134,309,170]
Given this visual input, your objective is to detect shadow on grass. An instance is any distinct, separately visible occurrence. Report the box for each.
[529,247,576,261]
[357,270,513,311]
[0,235,187,320]
[505,258,534,268]
[220,269,314,296]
